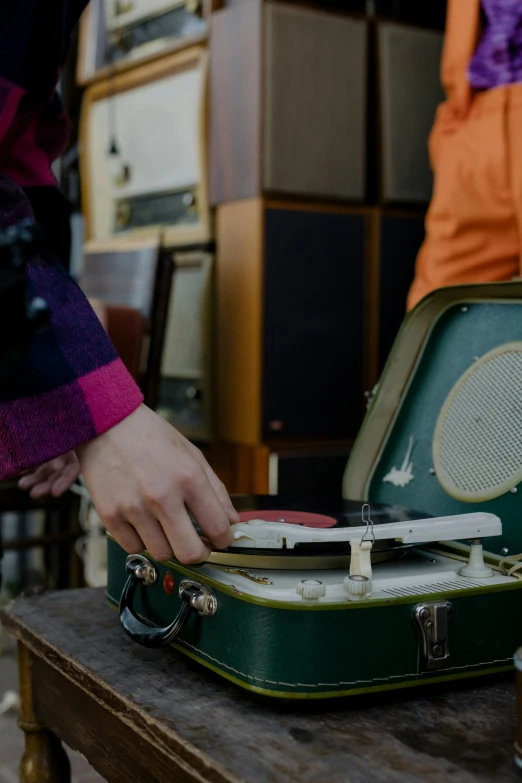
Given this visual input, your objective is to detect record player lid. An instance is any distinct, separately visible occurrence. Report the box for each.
[343,282,522,560]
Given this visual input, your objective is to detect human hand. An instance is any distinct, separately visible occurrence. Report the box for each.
[75,404,239,564]
[17,451,81,499]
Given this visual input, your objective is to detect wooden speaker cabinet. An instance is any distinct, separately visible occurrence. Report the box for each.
[77,0,209,85]
[365,208,426,386]
[216,198,367,446]
[209,441,352,498]
[210,0,368,204]
[80,47,212,245]
[376,21,444,205]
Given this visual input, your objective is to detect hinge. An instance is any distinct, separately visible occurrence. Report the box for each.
[364,384,379,410]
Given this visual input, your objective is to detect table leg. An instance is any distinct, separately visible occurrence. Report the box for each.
[17,642,71,783]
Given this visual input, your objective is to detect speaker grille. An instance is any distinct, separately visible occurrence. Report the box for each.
[379,22,444,203]
[433,343,522,501]
[264,4,367,200]
[382,578,486,598]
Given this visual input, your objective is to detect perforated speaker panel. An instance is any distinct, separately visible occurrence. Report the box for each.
[264,4,367,200]
[379,22,444,203]
[433,343,522,502]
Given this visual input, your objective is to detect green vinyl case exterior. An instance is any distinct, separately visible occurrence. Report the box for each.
[107,282,522,699]
[106,537,522,699]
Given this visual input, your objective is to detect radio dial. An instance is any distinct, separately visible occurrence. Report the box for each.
[115,202,131,228]
[185,0,203,17]
[115,0,133,15]
[182,191,197,210]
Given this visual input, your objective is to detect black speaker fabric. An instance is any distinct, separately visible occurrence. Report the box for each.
[273,447,352,500]
[374,0,447,29]
[378,23,444,204]
[378,213,425,370]
[262,208,365,439]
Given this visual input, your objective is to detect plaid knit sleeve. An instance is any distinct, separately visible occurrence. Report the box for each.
[0,176,144,480]
[0,3,144,479]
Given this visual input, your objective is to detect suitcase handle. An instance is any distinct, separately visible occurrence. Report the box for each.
[119,554,217,649]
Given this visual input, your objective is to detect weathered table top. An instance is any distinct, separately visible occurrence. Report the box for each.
[2,588,520,783]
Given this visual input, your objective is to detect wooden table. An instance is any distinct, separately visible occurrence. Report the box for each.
[1,588,520,783]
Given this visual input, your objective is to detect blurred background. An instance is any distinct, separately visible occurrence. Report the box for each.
[1,0,448,601]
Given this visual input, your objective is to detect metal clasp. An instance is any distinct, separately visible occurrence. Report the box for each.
[413,601,452,670]
[125,554,158,586]
[179,580,218,617]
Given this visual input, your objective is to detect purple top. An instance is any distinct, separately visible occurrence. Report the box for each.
[468,0,522,89]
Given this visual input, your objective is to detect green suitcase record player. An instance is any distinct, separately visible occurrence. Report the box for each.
[106,281,522,699]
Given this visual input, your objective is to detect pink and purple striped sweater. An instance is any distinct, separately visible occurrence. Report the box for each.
[0,0,143,480]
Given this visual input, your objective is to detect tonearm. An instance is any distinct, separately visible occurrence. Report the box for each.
[230,513,501,548]
[231,512,502,585]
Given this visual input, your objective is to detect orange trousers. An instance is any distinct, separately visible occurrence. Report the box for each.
[407,84,522,311]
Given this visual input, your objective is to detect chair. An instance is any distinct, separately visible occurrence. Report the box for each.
[79,240,172,407]
[0,482,82,601]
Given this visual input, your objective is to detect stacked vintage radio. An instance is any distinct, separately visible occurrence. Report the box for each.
[208,0,445,495]
[77,0,446,495]
[77,0,216,443]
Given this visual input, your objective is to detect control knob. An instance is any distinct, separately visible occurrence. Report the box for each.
[296,579,326,600]
[343,574,372,601]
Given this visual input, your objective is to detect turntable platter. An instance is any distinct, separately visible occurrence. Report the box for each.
[205,495,430,570]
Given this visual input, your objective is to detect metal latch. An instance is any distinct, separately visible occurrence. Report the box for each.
[413,601,452,670]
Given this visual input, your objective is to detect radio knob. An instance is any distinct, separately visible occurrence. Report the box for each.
[185,0,203,16]
[343,574,372,601]
[182,191,196,208]
[115,202,131,228]
[113,29,132,54]
[296,579,326,600]
[115,0,133,15]
[185,385,202,402]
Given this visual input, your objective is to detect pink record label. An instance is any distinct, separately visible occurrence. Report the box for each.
[238,510,337,528]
